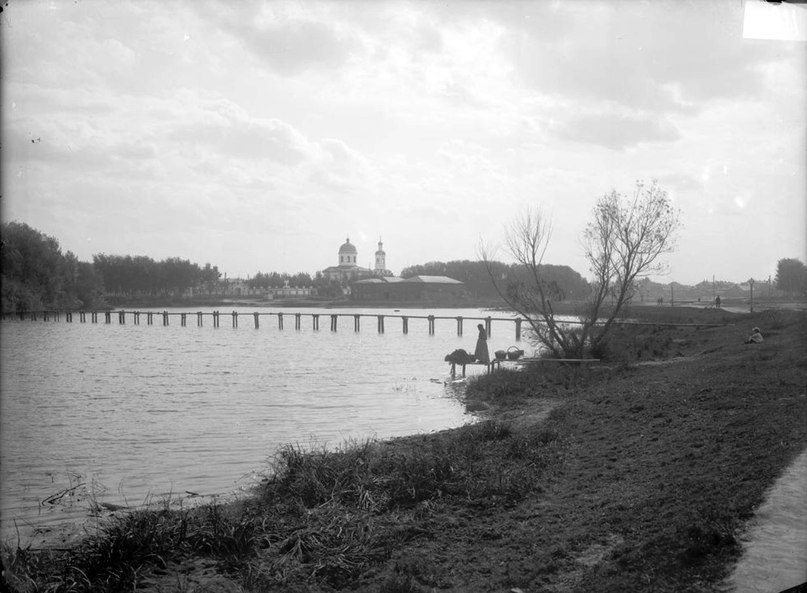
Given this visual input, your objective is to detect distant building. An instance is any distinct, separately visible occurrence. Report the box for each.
[322,237,374,284]
[373,238,393,277]
[217,278,312,298]
[321,236,395,296]
[352,275,470,303]
[221,278,259,297]
[269,280,313,299]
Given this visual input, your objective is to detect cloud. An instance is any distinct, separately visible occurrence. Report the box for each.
[157,91,315,168]
[655,172,704,193]
[495,2,781,116]
[199,2,357,76]
[554,112,681,150]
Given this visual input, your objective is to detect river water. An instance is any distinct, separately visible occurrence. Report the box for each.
[1,306,522,545]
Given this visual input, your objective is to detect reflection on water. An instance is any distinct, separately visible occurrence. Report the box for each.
[725,448,807,592]
[1,307,520,543]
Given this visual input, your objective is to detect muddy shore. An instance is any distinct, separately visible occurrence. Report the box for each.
[3,307,806,592]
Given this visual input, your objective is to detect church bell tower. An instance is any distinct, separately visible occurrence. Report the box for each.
[374,238,387,274]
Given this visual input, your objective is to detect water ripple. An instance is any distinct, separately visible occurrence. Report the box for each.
[1,307,503,542]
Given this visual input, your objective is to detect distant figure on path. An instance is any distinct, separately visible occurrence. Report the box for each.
[475,324,490,364]
[744,327,764,344]
[715,295,721,308]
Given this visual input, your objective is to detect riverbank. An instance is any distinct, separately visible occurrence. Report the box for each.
[3,307,805,592]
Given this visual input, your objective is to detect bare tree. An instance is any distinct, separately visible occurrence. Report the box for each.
[481,209,580,358]
[583,180,681,353]
[483,180,681,358]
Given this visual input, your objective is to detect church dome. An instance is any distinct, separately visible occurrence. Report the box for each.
[339,237,357,254]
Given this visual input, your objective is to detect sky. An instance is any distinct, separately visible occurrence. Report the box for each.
[2,0,805,285]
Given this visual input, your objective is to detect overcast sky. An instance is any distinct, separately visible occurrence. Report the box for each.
[2,0,805,284]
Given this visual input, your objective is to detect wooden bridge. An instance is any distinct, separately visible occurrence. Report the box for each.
[1,310,526,340]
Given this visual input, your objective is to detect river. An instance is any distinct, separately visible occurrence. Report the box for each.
[0,306,522,545]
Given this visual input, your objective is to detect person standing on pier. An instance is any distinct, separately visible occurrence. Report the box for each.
[475,324,490,364]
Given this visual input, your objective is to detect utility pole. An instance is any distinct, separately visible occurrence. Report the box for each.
[749,278,755,313]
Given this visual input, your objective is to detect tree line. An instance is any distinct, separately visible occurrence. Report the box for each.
[1,222,105,312]
[1,222,228,313]
[3,220,804,315]
[400,260,590,301]
[0,222,342,311]
[247,271,314,290]
[93,255,222,297]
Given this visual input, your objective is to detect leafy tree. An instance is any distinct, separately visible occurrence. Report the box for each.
[289,272,313,287]
[199,263,221,294]
[1,222,103,312]
[313,272,344,297]
[93,253,208,296]
[775,258,807,296]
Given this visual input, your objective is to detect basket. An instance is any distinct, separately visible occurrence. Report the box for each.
[494,350,507,361]
[507,346,525,360]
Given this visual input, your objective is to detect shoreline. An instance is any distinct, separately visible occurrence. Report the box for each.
[3,307,806,592]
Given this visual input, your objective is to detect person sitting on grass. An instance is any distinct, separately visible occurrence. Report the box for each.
[744,327,763,344]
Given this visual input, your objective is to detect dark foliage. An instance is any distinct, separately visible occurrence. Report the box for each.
[1,222,105,312]
[92,254,220,297]
[400,259,590,301]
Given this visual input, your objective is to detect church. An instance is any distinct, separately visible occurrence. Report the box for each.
[321,236,393,284]
[321,236,470,303]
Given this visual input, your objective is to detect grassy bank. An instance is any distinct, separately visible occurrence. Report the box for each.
[3,308,806,592]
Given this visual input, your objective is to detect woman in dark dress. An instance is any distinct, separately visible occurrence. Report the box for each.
[474,323,490,364]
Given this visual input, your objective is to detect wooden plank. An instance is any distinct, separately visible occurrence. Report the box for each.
[517,358,600,364]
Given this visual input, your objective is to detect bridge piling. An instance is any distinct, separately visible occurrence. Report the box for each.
[2,310,534,342]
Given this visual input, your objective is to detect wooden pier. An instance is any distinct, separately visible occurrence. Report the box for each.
[0,310,526,340]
